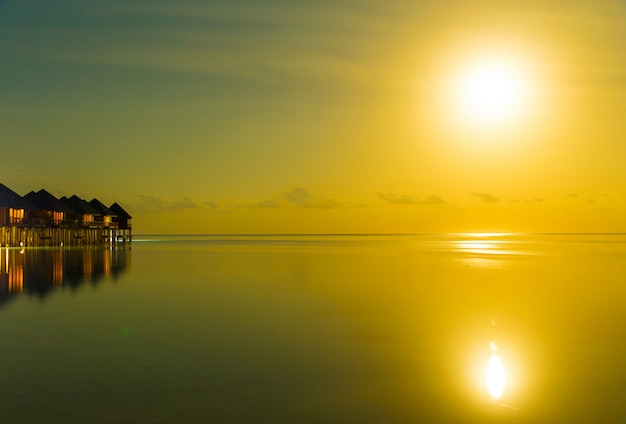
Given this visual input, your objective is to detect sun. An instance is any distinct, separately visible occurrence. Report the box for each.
[451,58,530,129]
[417,42,547,154]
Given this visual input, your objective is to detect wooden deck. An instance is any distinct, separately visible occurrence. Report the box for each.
[0,226,131,247]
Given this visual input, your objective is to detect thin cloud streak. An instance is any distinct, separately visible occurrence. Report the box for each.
[279,187,341,209]
[471,192,501,203]
[0,0,425,90]
[379,193,447,206]
[134,194,200,212]
[132,187,361,214]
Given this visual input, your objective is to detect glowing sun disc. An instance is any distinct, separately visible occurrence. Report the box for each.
[454,60,528,126]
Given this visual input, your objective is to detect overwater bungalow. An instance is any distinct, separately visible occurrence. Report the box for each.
[89,198,116,228]
[109,203,132,229]
[0,183,32,227]
[0,183,132,247]
[60,195,99,227]
[109,202,132,242]
[24,189,74,227]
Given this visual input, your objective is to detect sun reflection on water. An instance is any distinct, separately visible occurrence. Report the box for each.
[486,342,506,400]
[455,240,514,255]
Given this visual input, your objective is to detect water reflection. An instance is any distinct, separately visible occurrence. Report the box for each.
[0,247,130,309]
[454,239,517,256]
[0,235,624,422]
[486,342,506,400]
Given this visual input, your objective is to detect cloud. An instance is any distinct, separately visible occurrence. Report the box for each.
[563,193,598,204]
[379,193,446,206]
[509,196,545,204]
[420,195,447,205]
[134,194,201,212]
[173,196,200,209]
[133,194,172,212]
[131,188,360,214]
[202,201,220,208]
[280,187,340,209]
[471,192,500,203]
[257,199,280,208]
[236,199,280,209]
[379,193,418,205]
[281,187,312,205]
[4,0,410,94]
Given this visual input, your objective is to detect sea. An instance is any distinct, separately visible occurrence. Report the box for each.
[0,234,624,423]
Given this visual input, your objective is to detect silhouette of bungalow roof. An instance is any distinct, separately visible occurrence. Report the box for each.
[24,189,74,213]
[110,202,132,219]
[60,195,99,215]
[0,183,34,209]
[89,198,116,216]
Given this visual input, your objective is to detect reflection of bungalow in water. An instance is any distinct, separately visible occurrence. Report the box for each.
[0,183,132,246]
[0,246,131,310]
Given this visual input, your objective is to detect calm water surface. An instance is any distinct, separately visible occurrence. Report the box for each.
[0,234,625,423]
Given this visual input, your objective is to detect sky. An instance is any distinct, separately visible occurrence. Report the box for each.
[1,0,625,234]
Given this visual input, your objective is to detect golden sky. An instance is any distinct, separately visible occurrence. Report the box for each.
[1,0,624,233]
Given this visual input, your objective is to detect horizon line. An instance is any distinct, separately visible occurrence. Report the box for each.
[132,232,626,237]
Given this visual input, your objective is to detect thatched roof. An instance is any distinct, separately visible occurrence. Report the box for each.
[89,198,116,216]
[60,195,99,215]
[0,183,34,209]
[109,202,132,219]
[24,189,74,213]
